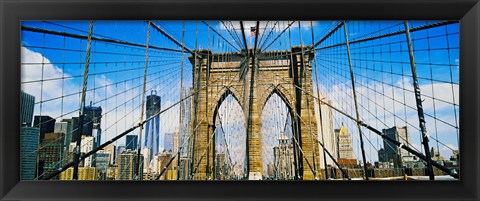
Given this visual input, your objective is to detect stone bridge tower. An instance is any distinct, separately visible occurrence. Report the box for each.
[188,46,320,180]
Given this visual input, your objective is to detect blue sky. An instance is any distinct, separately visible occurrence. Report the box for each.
[21,20,459,170]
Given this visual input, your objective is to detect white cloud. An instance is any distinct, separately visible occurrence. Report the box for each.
[21,47,81,119]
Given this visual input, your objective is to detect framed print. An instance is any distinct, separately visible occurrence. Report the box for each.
[1,0,479,200]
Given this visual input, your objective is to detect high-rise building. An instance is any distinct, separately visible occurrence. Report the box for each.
[54,121,71,149]
[20,126,39,180]
[37,132,64,179]
[20,91,35,127]
[84,103,102,147]
[116,145,126,165]
[378,148,387,162]
[60,167,97,180]
[179,87,192,157]
[273,135,295,180]
[106,165,117,180]
[164,132,174,152]
[314,93,337,169]
[81,135,95,167]
[144,91,161,162]
[33,115,56,141]
[103,144,116,165]
[141,147,151,172]
[61,119,75,146]
[126,135,138,150]
[215,153,226,180]
[178,156,189,180]
[335,122,354,160]
[95,151,111,180]
[382,126,414,167]
[117,150,143,180]
[173,127,180,154]
[156,152,174,180]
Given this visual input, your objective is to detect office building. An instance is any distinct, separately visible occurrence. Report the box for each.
[54,121,72,148]
[126,135,138,151]
[61,119,75,146]
[382,126,415,167]
[144,91,161,161]
[117,150,143,180]
[106,165,117,180]
[314,93,337,169]
[378,148,387,162]
[273,134,295,180]
[81,135,95,167]
[215,153,226,180]
[179,87,192,157]
[84,103,102,147]
[95,151,111,180]
[164,132,174,152]
[335,122,354,160]
[37,132,64,179]
[141,147,151,172]
[20,91,35,127]
[116,145,126,165]
[156,152,174,180]
[103,144,116,165]
[178,156,190,180]
[20,126,39,180]
[33,115,56,141]
[60,167,98,180]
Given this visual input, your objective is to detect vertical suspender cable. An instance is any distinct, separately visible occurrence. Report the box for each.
[176,21,185,180]
[342,21,369,180]
[136,21,151,180]
[73,20,93,180]
[311,21,330,180]
[404,21,435,180]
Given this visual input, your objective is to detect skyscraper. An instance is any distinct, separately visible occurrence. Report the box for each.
[81,135,95,167]
[103,144,116,165]
[95,151,111,180]
[54,121,72,148]
[20,126,39,180]
[179,87,192,157]
[20,91,35,127]
[144,90,161,162]
[314,93,337,169]
[117,150,143,180]
[116,145,126,165]
[33,115,55,141]
[37,132,64,179]
[126,135,138,150]
[335,122,354,160]
[164,132,174,152]
[382,126,413,167]
[84,103,102,147]
[273,134,295,180]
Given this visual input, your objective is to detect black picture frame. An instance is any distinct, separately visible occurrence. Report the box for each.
[1,0,479,200]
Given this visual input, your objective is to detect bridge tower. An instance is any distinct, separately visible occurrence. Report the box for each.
[188,46,320,180]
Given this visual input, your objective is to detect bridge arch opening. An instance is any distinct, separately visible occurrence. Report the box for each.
[261,89,297,180]
[213,90,247,180]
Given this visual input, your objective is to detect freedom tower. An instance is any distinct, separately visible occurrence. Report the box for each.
[144,90,161,162]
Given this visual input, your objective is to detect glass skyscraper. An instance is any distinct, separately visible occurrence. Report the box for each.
[20,91,35,127]
[144,91,161,162]
[20,126,40,180]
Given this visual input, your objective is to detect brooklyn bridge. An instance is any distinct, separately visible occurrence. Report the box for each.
[19,20,460,181]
